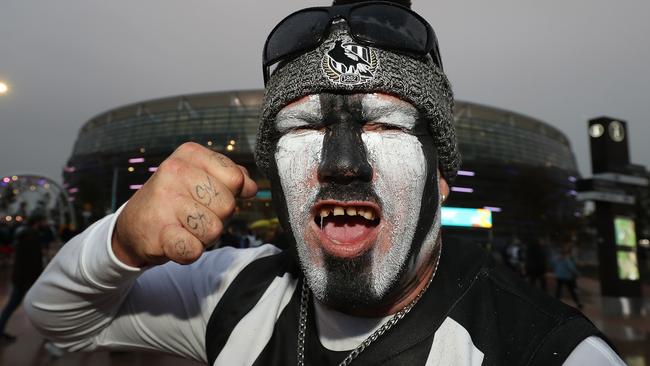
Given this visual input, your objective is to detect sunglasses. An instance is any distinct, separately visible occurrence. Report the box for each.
[262,1,443,85]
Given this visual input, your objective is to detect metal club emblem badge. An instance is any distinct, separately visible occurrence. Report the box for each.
[321,40,379,86]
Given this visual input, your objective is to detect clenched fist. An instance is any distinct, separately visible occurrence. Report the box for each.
[112,142,257,267]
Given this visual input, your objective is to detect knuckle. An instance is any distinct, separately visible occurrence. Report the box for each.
[228,171,245,192]
[211,151,234,168]
[159,157,184,176]
[177,141,202,154]
[238,165,250,176]
[166,236,202,265]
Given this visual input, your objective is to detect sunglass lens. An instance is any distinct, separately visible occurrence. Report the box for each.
[350,5,428,54]
[266,10,331,65]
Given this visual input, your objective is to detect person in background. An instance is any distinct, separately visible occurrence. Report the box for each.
[525,237,548,292]
[0,222,14,268]
[554,243,583,309]
[0,212,46,343]
[505,236,524,275]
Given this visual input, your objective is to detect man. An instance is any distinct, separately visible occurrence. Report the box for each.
[26,1,624,364]
[0,212,46,342]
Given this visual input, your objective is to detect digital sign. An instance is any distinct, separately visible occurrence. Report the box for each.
[255,190,272,200]
[614,216,637,248]
[617,251,640,281]
[441,207,492,229]
[614,216,640,281]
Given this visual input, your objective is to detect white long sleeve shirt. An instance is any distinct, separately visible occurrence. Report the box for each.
[25,211,625,365]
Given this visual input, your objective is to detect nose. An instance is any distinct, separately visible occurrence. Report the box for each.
[318,123,372,184]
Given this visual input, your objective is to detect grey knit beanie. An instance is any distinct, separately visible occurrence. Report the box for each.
[255,20,461,183]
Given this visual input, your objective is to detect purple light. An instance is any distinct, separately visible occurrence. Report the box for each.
[68,188,78,194]
[2,177,9,183]
[451,187,474,193]
[37,179,47,186]
[568,190,577,196]
[457,170,475,177]
[484,206,502,212]
[129,184,143,190]
[148,166,158,172]
[64,166,76,173]
[129,157,145,164]
[568,176,577,183]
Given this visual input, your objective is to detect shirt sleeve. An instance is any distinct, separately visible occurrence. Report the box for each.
[24,208,281,363]
[562,336,626,366]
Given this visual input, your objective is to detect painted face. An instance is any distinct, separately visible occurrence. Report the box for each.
[271,93,441,309]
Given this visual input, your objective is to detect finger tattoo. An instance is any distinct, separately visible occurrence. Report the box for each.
[186,208,210,236]
[212,153,233,168]
[195,176,220,206]
[175,239,188,258]
[195,184,212,206]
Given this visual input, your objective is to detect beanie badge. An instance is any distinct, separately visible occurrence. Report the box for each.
[321,40,379,86]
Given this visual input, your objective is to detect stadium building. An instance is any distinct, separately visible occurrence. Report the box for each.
[64,90,580,243]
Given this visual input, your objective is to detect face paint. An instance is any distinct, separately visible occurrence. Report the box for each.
[272,93,441,310]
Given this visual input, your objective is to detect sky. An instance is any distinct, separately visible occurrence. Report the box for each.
[1,0,649,183]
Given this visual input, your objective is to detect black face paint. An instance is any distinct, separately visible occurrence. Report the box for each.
[317,93,373,185]
[407,119,440,267]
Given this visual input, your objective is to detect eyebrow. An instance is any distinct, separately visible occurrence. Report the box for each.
[361,95,419,129]
[275,95,323,131]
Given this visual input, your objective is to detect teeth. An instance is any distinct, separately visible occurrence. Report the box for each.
[318,205,378,221]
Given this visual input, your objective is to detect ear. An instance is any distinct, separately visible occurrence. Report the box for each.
[438,171,449,203]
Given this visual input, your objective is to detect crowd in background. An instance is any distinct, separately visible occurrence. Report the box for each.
[502,236,583,308]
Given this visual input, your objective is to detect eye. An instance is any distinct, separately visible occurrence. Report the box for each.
[276,118,322,134]
[363,122,405,132]
[288,124,325,133]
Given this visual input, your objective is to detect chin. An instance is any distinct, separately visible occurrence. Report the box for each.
[296,201,417,308]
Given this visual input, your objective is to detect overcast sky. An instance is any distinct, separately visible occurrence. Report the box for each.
[1,0,649,183]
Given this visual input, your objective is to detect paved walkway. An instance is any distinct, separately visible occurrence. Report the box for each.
[0,267,647,365]
[567,275,650,366]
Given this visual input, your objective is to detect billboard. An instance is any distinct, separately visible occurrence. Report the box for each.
[441,207,492,229]
[617,251,640,281]
[614,216,637,248]
[614,216,639,281]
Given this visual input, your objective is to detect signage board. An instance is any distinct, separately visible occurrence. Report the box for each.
[441,207,492,229]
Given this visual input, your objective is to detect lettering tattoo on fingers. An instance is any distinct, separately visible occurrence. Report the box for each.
[175,239,188,258]
[186,205,210,237]
[211,152,233,168]
[195,175,220,206]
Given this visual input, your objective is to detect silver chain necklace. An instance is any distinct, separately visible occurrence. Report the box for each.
[296,244,442,366]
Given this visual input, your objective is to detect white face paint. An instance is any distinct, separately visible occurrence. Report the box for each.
[274,93,442,306]
[275,95,323,133]
[361,93,418,130]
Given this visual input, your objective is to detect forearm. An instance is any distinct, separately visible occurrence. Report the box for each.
[25,210,141,351]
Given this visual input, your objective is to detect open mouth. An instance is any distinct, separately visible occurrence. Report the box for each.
[310,200,381,258]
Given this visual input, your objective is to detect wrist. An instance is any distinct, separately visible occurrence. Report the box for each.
[111,218,147,268]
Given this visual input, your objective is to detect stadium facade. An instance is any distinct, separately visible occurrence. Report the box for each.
[64,90,580,243]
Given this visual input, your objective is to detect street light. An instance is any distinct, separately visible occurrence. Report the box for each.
[0,81,8,95]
